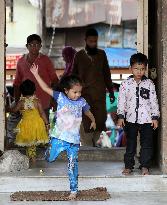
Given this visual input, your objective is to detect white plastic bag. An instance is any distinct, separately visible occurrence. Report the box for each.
[100,131,112,148]
[106,113,115,129]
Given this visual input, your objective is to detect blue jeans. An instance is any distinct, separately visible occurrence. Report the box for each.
[45,138,79,193]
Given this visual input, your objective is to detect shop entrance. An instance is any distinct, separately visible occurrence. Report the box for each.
[1,1,160,166]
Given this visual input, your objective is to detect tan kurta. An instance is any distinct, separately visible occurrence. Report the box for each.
[72,49,113,133]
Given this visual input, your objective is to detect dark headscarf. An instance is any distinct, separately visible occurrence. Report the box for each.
[62,46,77,76]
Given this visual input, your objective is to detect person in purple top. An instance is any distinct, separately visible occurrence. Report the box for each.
[62,46,77,77]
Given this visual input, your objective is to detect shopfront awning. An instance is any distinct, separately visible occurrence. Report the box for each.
[45,0,137,28]
[104,47,137,68]
[122,0,137,21]
[46,0,122,28]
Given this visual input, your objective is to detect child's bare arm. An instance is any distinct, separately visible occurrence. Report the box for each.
[151,120,158,130]
[30,64,53,97]
[8,101,22,113]
[37,101,49,126]
[84,110,96,130]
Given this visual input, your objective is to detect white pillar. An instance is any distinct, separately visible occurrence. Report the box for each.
[0,0,5,151]
[137,0,148,55]
[136,0,148,156]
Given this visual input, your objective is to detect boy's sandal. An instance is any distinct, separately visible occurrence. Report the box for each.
[141,167,149,175]
[122,168,132,175]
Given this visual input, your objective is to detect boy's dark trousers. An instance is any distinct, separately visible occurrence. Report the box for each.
[124,122,153,170]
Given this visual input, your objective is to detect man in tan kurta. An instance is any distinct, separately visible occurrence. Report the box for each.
[72,28,115,146]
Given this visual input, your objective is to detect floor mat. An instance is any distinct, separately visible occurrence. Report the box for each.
[10,187,110,201]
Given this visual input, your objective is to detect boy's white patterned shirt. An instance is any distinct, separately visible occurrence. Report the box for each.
[117,76,160,124]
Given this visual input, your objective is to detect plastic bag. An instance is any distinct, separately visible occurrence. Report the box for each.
[99,131,112,148]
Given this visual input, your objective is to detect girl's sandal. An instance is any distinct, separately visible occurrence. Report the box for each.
[141,167,149,175]
[122,168,132,175]
[29,157,36,164]
[68,193,77,200]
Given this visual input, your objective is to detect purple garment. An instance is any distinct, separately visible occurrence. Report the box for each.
[62,46,77,76]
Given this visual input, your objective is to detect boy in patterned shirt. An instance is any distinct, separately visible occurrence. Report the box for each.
[117,53,160,175]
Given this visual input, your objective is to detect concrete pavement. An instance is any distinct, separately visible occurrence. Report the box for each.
[0,161,167,204]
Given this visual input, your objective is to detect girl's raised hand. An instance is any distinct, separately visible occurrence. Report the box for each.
[30,64,39,76]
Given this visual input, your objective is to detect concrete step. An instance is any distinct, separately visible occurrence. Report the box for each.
[36,146,126,161]
[0,161,165,193]
[1,174,167,193]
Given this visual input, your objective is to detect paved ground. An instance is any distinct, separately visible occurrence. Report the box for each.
[0,161,165,204]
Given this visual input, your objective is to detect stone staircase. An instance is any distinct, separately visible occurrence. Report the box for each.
[1,147,165,194]
[36,146,126,161]
[0,160,166,193]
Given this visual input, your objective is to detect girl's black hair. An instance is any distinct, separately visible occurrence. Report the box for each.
[20,79,36,96]
[57,75,82,92]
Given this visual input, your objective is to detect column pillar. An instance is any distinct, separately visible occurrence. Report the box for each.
[0,0,6,151]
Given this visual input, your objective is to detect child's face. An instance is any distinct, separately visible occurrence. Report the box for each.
[65,84,82,100]
[26,40,42,55]
[130,63,147,81]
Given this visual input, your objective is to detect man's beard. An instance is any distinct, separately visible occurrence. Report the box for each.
[85,44,98,55]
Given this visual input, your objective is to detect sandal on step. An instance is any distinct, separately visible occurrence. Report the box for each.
[141,167,149,175]
[122,168,132,175]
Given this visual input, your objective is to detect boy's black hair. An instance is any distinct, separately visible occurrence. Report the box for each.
[27,34,42,44]
[85,28,98,38]
[20,79,36,96]
[58,75,82,92]
[130,52,148,66]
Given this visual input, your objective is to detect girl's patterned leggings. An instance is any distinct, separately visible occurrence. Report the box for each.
[45,138,79,193]
[26,145,36,159]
